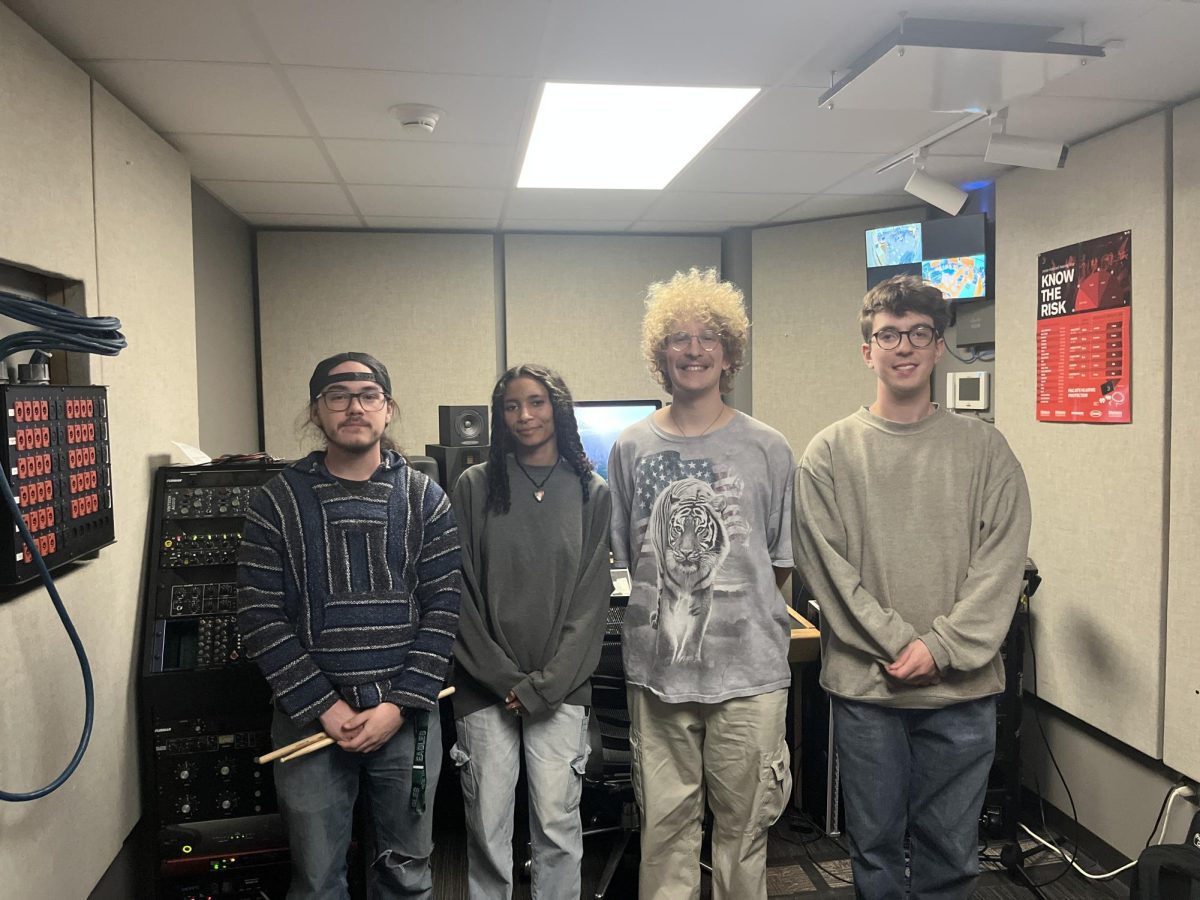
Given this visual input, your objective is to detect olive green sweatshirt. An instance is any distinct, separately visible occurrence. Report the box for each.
[793,407,1031,708]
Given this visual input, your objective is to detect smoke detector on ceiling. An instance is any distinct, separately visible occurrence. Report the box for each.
[389,104,444,134]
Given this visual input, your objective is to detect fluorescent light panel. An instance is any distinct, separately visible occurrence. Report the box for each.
[518,82,759,190]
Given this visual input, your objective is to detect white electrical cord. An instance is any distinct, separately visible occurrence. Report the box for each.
[1020,783,1197,881]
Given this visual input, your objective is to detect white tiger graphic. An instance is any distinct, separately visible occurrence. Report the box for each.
[649,478,730,665]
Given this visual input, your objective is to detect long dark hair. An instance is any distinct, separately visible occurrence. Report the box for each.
[485,364,593,515]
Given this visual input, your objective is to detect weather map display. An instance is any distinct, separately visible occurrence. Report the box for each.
[864,214,988,299]
[866,224,922,266]
[922,255,986,299]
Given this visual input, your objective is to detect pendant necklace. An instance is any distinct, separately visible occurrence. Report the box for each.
[514,455,560,502]
[669,404,727,437]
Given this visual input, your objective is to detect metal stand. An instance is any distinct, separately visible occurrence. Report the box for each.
[999,841,1050,899]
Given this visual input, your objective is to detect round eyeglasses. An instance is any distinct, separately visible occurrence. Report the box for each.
[870,325,939,350]
[665,329,723,352]
[319,389,389,412]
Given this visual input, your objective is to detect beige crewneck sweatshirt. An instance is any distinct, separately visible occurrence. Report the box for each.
[794,406,1031,708]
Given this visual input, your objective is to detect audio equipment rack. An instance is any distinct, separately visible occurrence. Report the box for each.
[138,462,290,900]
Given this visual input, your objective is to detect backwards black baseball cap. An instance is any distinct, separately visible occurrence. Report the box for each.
[309,352,392,401]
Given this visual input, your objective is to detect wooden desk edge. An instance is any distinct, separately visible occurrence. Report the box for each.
[787,604,818,635]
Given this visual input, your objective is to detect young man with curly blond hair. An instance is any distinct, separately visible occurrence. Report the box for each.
[794,275,1031,899]
[608,268,796,900]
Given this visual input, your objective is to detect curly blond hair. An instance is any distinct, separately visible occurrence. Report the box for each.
[641,267,749,395]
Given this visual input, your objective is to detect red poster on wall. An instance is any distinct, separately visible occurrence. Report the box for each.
[1036,231,1132,423]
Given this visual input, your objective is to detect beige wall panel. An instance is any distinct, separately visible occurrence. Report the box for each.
[1022,702,1199,859]
[1166,98,1200,780]
[257,232,497,457]
[504,234,721,402]
[0,75,196,897]
[0,3,96,292]
[995,113,1169,756]
[751,208,924,451]
[192,184,259,456]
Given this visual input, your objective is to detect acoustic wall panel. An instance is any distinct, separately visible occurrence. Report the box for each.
[192,184,258,457]
[995,113,1170,757]
[256,232,498,459]
[1165,97,1200,781]
[750,208,924,454]
[503,234,720,403]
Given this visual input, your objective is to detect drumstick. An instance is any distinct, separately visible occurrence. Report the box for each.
[255,732,325,765]
[268,686,456,765]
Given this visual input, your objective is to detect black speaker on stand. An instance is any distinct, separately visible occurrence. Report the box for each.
[426,405,488,491]
[424,445,487,491]
[438,405,488,447]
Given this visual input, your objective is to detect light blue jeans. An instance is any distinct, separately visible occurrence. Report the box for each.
[270,706,441,900]
[831,695,997,900]
[452,702,590,900]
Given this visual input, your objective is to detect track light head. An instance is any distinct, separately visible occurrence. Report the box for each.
[985,132,1068,170]
[904,167,968,216]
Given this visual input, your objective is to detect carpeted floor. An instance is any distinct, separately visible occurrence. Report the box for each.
[429,792,1129,900]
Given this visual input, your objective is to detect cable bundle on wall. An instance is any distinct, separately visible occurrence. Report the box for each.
[0,290,126,360]
[0,289,126,802]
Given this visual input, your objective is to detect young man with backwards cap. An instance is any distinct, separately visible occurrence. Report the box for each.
[237,352,462,900]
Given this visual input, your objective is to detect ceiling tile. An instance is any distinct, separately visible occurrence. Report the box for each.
[642,192,811,222]
[669,149,883,194]
[287,67,534,143]
[349,184,506,218]
[4,0,265,62]
[504,190,657,221]
[538,0,839,85]
[362,216,498,230]
[84,61,308,135]
[716,86,968,153]
[500,220,636,233]
[167,134,332,182]
[1039,4,1200,103]
[325,139,516,188]
[772,194,920,223]
[627,221,736,234]
[251,213,364,227]
[251,0,548,76]
[200,180,355,215]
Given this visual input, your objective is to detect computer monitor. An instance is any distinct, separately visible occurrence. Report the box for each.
[573,399,661,480]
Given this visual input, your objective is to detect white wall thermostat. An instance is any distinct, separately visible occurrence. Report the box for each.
[947,371,990,411]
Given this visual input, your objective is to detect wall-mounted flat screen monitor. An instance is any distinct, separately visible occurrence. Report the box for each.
[574,399,661,480]
[865,213,988,300]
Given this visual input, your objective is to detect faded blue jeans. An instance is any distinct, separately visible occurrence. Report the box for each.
[452,702,590,900]
[831,695,996,900]
[271,706,441,900]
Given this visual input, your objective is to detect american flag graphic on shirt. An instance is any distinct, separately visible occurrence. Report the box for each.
[631,450,748,548]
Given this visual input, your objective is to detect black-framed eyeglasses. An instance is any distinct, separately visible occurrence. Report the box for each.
[319,389,389,412]
[665,329,723,352]
[870,325,939,350]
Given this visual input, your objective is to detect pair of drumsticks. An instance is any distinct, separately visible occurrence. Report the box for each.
[255,686,455,765]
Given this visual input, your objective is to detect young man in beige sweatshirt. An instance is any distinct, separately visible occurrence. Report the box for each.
[793,275,1032,900]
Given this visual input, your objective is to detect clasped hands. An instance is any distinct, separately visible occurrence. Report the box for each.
[319,699,404,753]
[885,638,942,686]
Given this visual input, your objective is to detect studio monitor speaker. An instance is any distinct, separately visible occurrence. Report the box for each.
[425,444,487,491]
[439,405,488,447]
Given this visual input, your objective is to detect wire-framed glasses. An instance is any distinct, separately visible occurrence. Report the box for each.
[319,389,389,412]
[665,329,723,352]
[871,325,938,350]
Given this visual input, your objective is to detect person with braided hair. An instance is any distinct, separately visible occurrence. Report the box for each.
[449,363,612,900]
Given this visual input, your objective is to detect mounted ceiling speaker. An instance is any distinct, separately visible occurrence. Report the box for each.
[438,405,488,447]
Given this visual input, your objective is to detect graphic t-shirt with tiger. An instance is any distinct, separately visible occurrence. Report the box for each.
[608,411,795,703]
